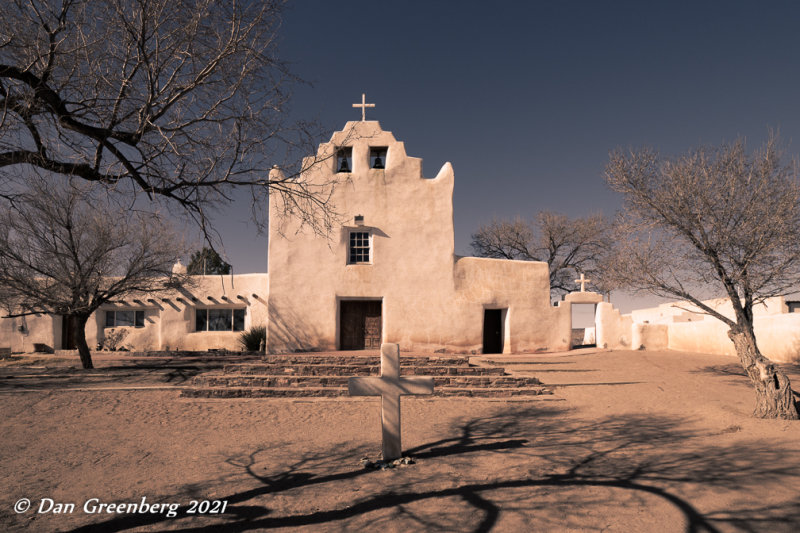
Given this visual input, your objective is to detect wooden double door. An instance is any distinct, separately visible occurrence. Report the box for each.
[340,300,382,350]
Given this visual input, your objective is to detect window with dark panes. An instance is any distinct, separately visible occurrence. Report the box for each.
[195,308,246,331]
[348,231,371,264]
[195,309,207,332]
[233,308,245,331]
[105,310,145,328]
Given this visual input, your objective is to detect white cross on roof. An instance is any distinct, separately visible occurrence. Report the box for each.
[352,93,375,121]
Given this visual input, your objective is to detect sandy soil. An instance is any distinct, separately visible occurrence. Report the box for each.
[1,349,800,532]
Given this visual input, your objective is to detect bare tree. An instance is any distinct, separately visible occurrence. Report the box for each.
[605,137,800,419]
[471,212,612,298]
[0,177,186,369]
[0,0,337,239]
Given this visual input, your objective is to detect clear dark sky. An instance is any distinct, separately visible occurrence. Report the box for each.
[209,0,800,310]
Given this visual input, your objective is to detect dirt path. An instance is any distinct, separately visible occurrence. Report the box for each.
[2,349,799,532]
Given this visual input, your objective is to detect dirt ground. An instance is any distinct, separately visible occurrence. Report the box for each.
[1,349,800,532]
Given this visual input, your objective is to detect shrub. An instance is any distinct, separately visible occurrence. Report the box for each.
[102,328,129,351]
[239,326,266,352]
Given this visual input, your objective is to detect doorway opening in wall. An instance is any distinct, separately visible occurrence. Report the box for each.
[571,303,597,349]
[61,315,78,350]
[482,308,507,354]
[339,300,382,350]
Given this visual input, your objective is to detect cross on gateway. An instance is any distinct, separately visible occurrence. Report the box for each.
[575,273,592,292]
[348,343,434,460]
[352,93,375,121]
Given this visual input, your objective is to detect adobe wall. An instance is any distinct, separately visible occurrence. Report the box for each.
[626,296,800,363]
[595,302,632,349]
[0,313,58,353]
[666,313,800,363]
[452,257,570,353]
[631,323,669,350]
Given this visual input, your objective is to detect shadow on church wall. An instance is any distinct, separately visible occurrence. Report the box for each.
[267,301,327,353]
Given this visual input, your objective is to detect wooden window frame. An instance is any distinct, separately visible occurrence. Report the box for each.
[104,310,145,328]
[195,308,246,332]
[348,231,372,264]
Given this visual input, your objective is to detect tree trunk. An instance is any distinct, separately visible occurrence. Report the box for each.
[728,326,798,419]
[72,313,94,369]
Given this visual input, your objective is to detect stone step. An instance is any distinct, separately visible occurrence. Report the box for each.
[181,386,552,399]
[222,364,506,376]
[192,374,543,388]
[253,355,472,366]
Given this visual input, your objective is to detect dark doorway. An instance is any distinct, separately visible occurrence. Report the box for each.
[61,315,78,350]
[482,309,504,354]
[340,300,382,350]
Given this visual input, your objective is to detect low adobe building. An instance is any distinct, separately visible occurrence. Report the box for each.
[0,272,269,354]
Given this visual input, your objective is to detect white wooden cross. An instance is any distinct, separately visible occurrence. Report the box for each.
[352,93,375,121]
[574,273,592,292]
[348,343,434,460]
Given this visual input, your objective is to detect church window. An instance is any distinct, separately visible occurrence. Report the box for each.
[370,147,387,169]
[195,308,246,332]
[105,310,145,328]
[348,231,371,264]
[336,148,352,173]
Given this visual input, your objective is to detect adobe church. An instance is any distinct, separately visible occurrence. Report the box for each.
[266,107,573,354]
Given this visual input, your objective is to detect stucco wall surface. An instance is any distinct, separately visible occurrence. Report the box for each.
[632,323,669,351]
[595,302,632,350]
[0,313,57,353]
[666,313,800,363]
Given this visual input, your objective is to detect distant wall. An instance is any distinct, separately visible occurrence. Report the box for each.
[666,313,800,363]
[627,296,800,363]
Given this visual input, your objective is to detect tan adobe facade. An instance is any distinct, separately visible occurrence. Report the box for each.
[266,120,573,354]
[0,274,269,353]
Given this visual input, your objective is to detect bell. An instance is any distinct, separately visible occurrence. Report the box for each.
[338,157,350,172]
[373,155,384,169]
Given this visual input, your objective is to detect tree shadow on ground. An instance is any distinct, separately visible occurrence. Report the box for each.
[692,363,800,412]
[67,402,800,533]
[0,359,230,389]
[691,363,747,378]
[694,361,800,379]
